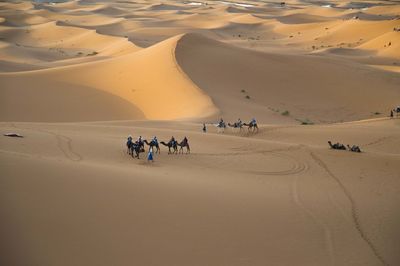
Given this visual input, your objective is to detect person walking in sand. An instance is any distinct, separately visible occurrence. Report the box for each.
[147,146,154,162]
[390,109,394,118]
[202,123,207,133]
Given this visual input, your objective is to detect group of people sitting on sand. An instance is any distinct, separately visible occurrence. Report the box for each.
[328,141,361,153]
[126,135,190,161]
[211,117,258,133]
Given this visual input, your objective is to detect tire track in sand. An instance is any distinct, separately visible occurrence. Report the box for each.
[22,127,82,162]
[291,173,335,266]
[310,152,388,266]
[53,133,82,162]
[248,151,309,176]
[196,146,309,176]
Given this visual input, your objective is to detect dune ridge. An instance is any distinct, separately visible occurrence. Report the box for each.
[0,34,218,122]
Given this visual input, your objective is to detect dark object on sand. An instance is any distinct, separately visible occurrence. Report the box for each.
[328,141,346,150]
[393,106,400,117]
[4,133,23,138]
[178,137,190,154]
[126,140,145,158]
[347,144,361,153]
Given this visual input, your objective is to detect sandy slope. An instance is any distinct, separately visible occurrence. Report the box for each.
[0,35,217,122]
[1,118,399,266]
[1,1,400,266]
[176,33,400,123]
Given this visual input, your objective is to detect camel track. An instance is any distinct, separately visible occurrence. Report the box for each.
[364,136,391,147]
[310,152,388,266]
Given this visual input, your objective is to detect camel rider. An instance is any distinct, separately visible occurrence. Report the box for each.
[219,118,225,128]
[183,136,188,143]
[153,136,158,144]
[127,135,133,146]
[170,136,176,145]
[251,118,257,125]
[238,118,242,126]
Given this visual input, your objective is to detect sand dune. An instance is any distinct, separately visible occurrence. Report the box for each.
[1,1,400,266]
[0,34,217,122]
[176,33,400,123]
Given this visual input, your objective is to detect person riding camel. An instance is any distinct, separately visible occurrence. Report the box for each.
[251,118,257,125]
[219,118,225,128]
[153,136,158,144]
[170,136,176,145]
[136,136,144,149]
[127,135,132,142]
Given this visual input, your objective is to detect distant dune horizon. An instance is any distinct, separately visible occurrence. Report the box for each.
[1,1,399,266]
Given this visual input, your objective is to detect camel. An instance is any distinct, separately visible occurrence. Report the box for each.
[178,137,190,154]
[160,140,178,154]
[143,139,160,154]
[126,139,132,154]
[347,144,361,153]
[328,141,346,150]
[243,121,258,132]
[127,140,145,158]
[215,121,226,133]
[228,122,243,132]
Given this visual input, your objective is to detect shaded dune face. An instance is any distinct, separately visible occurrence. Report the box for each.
[175,33,400,123]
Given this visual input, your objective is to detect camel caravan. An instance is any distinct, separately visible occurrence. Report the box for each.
[126,135,190,160]
[215,118,258,133]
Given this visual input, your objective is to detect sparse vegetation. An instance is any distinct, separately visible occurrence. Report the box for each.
[245,95,250,99]
[281,110,290,116]
[373,111,381,115]
[241,89,246,93]
[297,118,314,125]
[87,51,98,56]
[268,107,280,113]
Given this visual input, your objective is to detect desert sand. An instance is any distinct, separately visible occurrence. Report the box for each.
[0,1,399,266]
